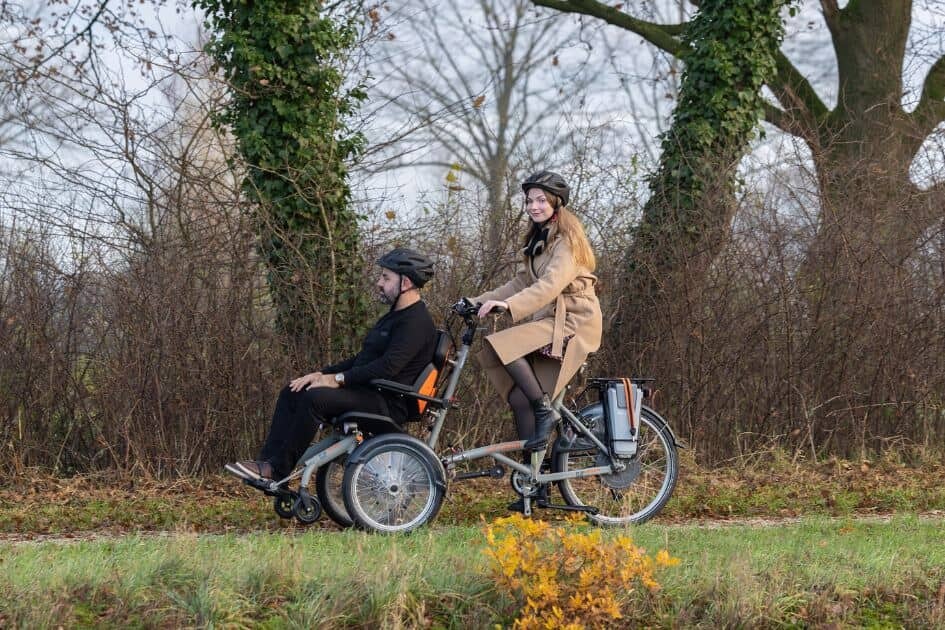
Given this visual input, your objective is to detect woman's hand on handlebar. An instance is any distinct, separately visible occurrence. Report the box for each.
[478,300,509,318]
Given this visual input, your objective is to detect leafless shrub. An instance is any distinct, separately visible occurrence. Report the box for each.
[600,150,945,464]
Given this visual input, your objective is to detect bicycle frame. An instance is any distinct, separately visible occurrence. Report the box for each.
[427,309,625,497]
[257,304,625,516]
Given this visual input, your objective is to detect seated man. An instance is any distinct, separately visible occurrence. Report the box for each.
[226,248,437,481]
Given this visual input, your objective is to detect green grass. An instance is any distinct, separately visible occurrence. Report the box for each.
[3,454,944,536]
[2,515,943,628]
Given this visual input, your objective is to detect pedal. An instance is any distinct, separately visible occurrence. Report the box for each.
[455,465,505,481]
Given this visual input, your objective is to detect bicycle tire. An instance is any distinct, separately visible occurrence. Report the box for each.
[315,456,353,528]
[342,434,446,534]
[554,404,678,525]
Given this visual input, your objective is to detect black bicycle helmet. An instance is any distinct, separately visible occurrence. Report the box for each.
[521,170,570,208]
[376,248,435,288]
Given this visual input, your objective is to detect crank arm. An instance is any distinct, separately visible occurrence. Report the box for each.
[534,499,599,515]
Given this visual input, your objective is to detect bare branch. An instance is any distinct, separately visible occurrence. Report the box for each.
[762,101,807,140]
[912,55,945,135]
[531,0,686,58]
[31,0,109,72]
[820,0,840,22]
[765,51,829,137]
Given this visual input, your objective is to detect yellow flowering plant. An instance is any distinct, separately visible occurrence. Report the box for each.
[484,513,678,629]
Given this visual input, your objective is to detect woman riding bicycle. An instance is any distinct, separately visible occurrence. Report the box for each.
[469,170,602,463]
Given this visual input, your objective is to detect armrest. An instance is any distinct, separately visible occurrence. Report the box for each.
[369,379,413,395]
[369,379,446,407]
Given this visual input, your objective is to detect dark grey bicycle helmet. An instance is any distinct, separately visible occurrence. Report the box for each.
[521,170,570,207]
[376,247,435,288]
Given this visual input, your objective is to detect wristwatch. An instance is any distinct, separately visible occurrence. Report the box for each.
[334,372,345,386]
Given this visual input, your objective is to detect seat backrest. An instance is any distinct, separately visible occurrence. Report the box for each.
[431,329,452,373]
[411,330,453,416]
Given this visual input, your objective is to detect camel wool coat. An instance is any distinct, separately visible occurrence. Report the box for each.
[471,224,602,399]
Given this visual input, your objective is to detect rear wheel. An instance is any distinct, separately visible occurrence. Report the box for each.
[342,435,445,533]
[315,456,352,527]
[555,404,678,525]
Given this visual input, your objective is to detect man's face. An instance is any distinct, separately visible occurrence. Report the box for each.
[376,268,405,305]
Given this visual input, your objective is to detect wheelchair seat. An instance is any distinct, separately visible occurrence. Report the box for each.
[369,329,453,419]
[331,410,403,436]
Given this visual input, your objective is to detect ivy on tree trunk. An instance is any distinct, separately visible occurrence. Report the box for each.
[623,0,788,348]
[196,0,369,367]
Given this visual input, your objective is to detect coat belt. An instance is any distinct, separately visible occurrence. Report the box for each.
[551,294,566,358]
[550,288,594,358]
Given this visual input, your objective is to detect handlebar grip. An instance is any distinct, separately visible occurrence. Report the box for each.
[451,298,481,316]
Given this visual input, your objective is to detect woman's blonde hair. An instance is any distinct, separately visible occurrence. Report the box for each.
[522,197,596,271]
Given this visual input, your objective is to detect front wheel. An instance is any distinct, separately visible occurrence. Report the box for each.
[315,456,353,528]
[554,404,678,525]
[342,434,446,533]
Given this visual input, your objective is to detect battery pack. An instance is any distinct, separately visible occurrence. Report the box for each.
[603,378,641,457]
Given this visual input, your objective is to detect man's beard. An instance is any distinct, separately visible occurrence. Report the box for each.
[378,287,396,305]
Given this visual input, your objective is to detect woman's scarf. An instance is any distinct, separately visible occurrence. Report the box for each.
[524,217,556,258]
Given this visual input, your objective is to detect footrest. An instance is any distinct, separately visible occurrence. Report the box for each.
[242,476,284,497]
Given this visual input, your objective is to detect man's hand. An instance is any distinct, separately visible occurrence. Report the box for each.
[315,374,341,389]
[290,372,323,392]
[290,372,342,391]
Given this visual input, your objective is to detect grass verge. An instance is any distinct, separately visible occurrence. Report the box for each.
[2,515,943,628]
[3,453,944,536]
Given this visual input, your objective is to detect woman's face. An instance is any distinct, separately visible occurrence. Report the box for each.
[524,188,555,223]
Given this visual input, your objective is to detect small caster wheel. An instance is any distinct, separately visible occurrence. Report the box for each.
[273,493,295,519]
[293,495,321,524]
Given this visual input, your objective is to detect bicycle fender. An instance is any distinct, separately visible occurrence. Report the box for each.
[347,433,448,489]
[641,404,686,449]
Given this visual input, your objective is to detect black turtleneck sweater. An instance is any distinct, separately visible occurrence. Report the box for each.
[322,300,436,390]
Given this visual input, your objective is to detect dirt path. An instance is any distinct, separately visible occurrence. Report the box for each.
[4,510,943,547]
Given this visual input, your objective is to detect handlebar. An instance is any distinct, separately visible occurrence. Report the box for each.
[451,298,507,318]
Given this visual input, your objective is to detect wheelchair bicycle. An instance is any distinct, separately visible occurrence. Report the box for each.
[239,300,681,533]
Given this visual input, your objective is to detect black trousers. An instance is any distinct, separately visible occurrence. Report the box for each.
[258,385,390,478]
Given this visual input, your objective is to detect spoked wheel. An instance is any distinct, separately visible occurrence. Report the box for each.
[342,434,446,533]
[554,404,678,525]
[315,456,353,527]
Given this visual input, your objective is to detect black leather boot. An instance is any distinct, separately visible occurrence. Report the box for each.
[523,393,558,451]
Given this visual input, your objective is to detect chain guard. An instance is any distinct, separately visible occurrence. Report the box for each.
[559,408,641,489]
[595,451,641,489]
[510,469,542,497]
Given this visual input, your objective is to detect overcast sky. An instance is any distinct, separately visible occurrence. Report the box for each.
[3,0,943,234]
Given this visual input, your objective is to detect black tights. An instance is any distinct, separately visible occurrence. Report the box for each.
[504,357,545,440]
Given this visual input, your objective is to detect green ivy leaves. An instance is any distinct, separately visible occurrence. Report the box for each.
[648,0,790,225]
[196,0,370,362]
